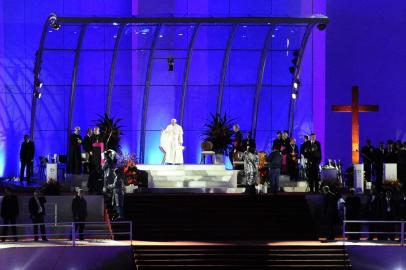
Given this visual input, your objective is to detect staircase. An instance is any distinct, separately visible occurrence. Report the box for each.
[133,245,352,269]
[124,194,316,240]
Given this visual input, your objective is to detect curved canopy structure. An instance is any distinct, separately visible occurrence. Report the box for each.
[31,14,328,163]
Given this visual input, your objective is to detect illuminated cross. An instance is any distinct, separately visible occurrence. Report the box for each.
[332,86,379,164]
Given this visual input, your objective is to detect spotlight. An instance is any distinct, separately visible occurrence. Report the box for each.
[293,80,300,90]
[34,90,42,99]
[167,57,174,71]
[35,79,43,89]
[48,13,61,30]
[291,92,298,100]
[317,23,327,31]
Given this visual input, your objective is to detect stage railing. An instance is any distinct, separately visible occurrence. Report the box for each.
[343,220,405,246]
[0,221,133,246]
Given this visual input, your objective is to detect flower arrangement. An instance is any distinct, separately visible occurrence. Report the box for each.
[119,154,138,185]
[258,152,268,184]
[382,180,401,193]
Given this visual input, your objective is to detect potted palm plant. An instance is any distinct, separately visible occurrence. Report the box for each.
[95,113,124,154]
[203,113,234,164]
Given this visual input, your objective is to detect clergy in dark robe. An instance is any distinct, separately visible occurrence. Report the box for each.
[68,126,82,174]
[87,127,105,194]
[345,188,361,240]
[307,133,322,193]
[397,143,406,188]
[375,142,386,191]
[242,131,256,151]
[287,137,299,181]
[384,142,398,164]
[82,128,93,174]
[299,135,310,180]
[361,139,375,182]
[20,134,35,183]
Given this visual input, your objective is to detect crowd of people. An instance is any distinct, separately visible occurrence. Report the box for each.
[229,127,322,195]
[1,188,87,242]
[361,139,406,190]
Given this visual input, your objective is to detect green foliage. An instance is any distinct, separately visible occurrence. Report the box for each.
[203,113,234,154]
[95,113,124,153]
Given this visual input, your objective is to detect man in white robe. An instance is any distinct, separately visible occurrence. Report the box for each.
[160,119,184,164]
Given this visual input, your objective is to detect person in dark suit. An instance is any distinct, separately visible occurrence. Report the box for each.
[287,138,299,181]
[307,133,322,193]
[366,188,381,240]
[361,139,375,182]
[28,190,48,241]
[71,189,87,241]
[381,191,396,241]
[82,128,93,174]
[68,126,82,174]
[322,186,339,241]
[375,142,386,192]
[20,135,34,183]
[345,188,362,240]
[397,143,406,188]
[1,188,19,242]
[272,131,282,152]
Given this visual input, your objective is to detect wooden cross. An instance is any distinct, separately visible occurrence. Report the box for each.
[332,86,379,164]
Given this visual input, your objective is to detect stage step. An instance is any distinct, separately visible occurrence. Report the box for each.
[133,245,352,269]
[136,165,238,190]
[124,194,317,241]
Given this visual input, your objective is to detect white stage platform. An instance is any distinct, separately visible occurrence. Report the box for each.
[136,164,238,191]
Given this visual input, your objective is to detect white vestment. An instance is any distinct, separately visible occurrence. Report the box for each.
[160,124,184,164]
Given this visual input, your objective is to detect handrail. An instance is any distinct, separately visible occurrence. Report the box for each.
[343,219,405,246]
[0,221,133,247]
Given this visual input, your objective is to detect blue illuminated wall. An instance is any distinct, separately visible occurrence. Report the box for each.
[0,0,325,177]
[325,1,406,168]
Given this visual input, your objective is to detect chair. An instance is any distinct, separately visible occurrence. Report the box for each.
[200,141,215,164]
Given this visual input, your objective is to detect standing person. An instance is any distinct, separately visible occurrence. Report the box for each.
[287,137,299,181]
[82,128,93,174]
[71,189,87,241]
[307,133,322,193]
[20,134,35,183]
[280,131,290,175]
[109,169,125,220]
[397,143,406,188]
[366,187,381,240]
[268,147,282,194]
[345,188,362,240]
[322,186,339,241]
[229,124,243,166]
[243,146,259,195]
[300,135,310,180]
[375,142,386,191]
[1,188,19,242]
[161,119,184,164]
[361,139,375,182]
[28,190,48,241]
[272,131,282,152]
[381,191,396,241]
[68,126,82,174]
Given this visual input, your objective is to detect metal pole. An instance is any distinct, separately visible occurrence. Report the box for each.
[251,25,274,138]
[67,24,88,156]
[401,222,404,247]
[179,23,200,126]
[140,24,162,163]
[130,221,133,246]
[216,24,238,115]
[288,24,315,135]
[54,203,57,226]
[106,23,126,116]
[72,222,76,246]
[342,220,346,239]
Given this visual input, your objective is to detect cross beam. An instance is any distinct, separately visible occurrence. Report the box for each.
[332,86,379,164]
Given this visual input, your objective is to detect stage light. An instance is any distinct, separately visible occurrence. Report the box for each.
[317,23,327,31]
[167,57,174,71]
[48,13,60,30]
[293,80,300,90]
[291,92,298,100]
[35,79,43,89]
[34,90,42,99]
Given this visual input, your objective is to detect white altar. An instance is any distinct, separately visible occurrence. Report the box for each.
[384,163,397,181]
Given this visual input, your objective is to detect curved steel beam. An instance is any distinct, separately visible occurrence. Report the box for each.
[288,24,316,136]
[67,24,88,154]
[179,23,200,126]
[30,14,58,140]
[106,23,126,116]
[216,24,238,115]
[140,24,162,163]
[251,25,274,139]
